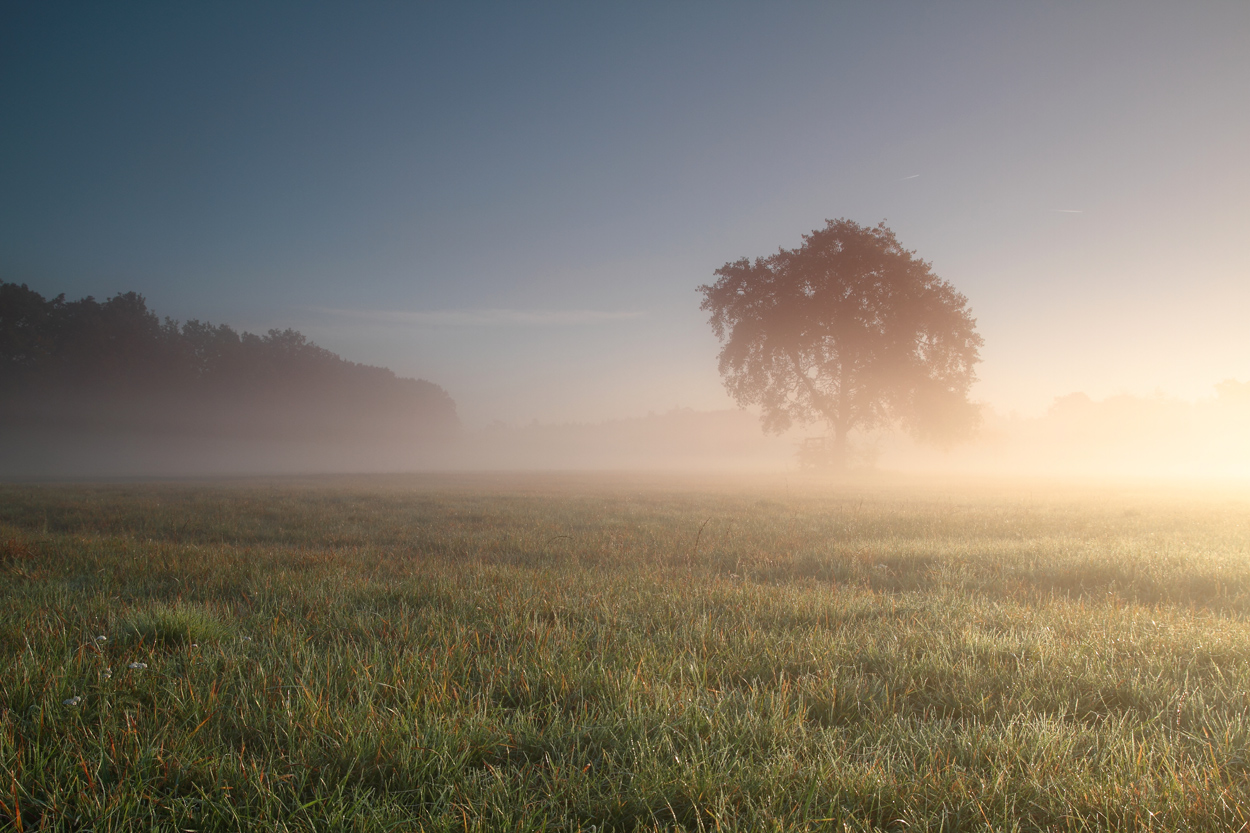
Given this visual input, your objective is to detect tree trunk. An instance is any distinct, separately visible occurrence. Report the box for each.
[831,421,848,471]
[832,361,850,471]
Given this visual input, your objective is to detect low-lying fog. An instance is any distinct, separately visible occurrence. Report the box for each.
[5,381,1247,480]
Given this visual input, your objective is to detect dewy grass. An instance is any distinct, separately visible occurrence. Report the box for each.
[119,603,230,649]
[0,474,1248,831]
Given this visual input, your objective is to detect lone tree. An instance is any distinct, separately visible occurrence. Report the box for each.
[699,219,983,469]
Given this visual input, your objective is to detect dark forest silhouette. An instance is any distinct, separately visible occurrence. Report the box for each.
[0,282,458,443]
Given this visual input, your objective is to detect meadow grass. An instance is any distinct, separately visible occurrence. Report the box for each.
[1,473,1249,831]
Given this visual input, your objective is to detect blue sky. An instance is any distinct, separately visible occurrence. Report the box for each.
[3,2,1248,426]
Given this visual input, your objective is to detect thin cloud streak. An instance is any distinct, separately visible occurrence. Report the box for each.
[312,307,647,328]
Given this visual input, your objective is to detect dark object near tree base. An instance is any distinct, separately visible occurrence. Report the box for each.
[797,437,838,471]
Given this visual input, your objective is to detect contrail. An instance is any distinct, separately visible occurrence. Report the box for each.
[310,307,646,327]
[899,174,921,181]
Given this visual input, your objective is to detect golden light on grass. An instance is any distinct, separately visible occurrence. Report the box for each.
[2,475,1249,828]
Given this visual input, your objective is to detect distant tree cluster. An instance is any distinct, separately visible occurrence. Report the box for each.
[0,282,458,441]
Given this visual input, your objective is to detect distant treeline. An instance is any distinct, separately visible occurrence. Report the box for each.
[0,282,457,441]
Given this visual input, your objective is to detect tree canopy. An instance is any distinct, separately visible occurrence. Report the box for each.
[698,220,983,468]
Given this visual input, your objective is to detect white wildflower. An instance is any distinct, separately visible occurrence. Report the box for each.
[128,662,148,670]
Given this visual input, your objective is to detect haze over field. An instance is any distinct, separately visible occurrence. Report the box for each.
[2,3,1248,477]
[6,8,1250,825]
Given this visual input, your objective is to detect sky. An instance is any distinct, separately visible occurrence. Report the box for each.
[2,2,1248,428]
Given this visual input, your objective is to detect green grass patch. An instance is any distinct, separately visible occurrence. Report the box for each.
[0,474,1248,830]
[118,602,231,649]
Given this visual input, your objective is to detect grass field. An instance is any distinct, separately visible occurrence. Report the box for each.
[2,473,1249,831]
